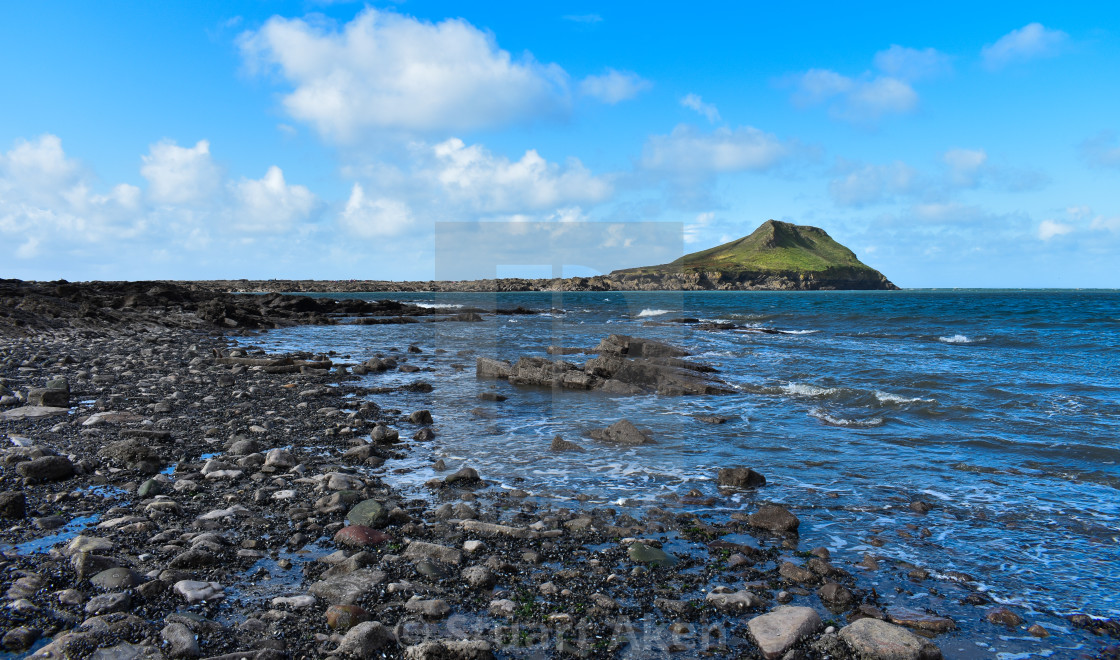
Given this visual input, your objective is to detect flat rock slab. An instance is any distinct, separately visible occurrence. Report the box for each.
[1,406,69,420]
[839,618,942,660]
[403,540,462,565]
[459,519,539,539]
[747,606,822,659]
[309,568,387,605]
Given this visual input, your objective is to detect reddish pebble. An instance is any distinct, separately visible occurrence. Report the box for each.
[326,604,370,630]
[333,525,392,548]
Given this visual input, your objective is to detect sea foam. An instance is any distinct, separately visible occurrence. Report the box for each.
[637,308,671,317]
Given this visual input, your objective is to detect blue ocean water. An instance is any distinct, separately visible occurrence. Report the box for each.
[244,289,1120,631]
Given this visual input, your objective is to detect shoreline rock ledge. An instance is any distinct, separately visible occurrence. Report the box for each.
[476,334,731,396]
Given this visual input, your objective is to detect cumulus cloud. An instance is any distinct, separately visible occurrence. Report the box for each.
[791,45,948,123]
[1079,131,1120,168]
[982,23,1068,70]
[829,159,921,207]
[1038,219,1074,240]
[943,148,988,187]
[641,125,792,174]
[338,184,414,237]
[431,138,613,212]
[792,69,916,122]
[231,166,320,232]
[680,94,720,123]
[579,69,651,104]
[684,211,715,244]
[872,45,952,81]
[140,139,222,205]
[239,8,570,140]
[0,134,325,276]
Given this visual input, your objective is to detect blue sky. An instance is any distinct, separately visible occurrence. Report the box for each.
[2,2,1118,287]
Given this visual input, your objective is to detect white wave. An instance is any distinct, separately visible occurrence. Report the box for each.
[777,329,820,335]
[783,382,839,397]
[411,302,463,309]
[938,334,974,344]
[809,408,884,428]
[874,390,932,404]
[636,308,671,317]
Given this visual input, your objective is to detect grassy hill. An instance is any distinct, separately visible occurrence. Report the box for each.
[617,219,884,276]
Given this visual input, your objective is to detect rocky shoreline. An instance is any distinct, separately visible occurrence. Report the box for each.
[1,280,1116,659]
[177,269,899,295]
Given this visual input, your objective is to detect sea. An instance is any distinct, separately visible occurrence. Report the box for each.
[240,289,1120,655]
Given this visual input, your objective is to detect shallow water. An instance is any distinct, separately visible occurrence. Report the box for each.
[242,290,1120,630]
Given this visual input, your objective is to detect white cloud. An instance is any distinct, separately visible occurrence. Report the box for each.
[239,8,570,140]
[872,45,952,81]
[1079,131,1120,168]
[1066,205,1092,220]
[140,139,222,205]
[339,184,414,238]
[791,45,946,124]
[685,211,715,244]
[829,159,920,207]
[1038,219,1074,240]
[231,166,319,232]
[580,69,651,104]
[680,94,720,123]
[1091,215,1120,233]
[943,148,988,187]
[641,125,792,174]
[431,138,612,212]
[982,23,1068,70]
[792,69,917,122]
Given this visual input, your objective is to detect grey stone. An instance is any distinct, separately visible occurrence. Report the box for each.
[85,592,131,615]
[16,455,74,482]
[91,567,140,591]
[0,405,69,419]
[0,491,26,518]
[405,597,451,619]
[28,387,68,407]
[549,435,584,452]
[838,618,942,660]
[747,606,822,659]
[404,640,494,660]
[717,467,766,488]
[475,357,513,379]
[404,540,462,565]
[706,589,764,612]
[461,565,496,589]
[749,504,800,534]
[346,499,388,528]
[589,419,653,445]
[161,622,200,658]
[335,621,395,656]
[309,569,387,605]
[627,542,676,567]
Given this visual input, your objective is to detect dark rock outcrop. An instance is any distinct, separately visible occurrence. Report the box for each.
[476,334,729,396]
